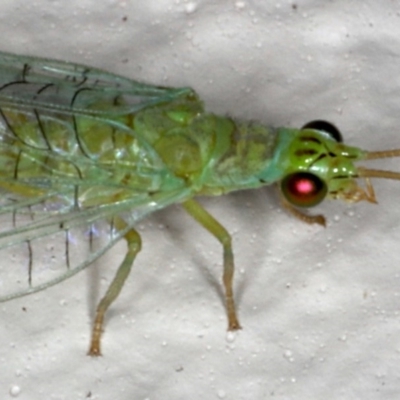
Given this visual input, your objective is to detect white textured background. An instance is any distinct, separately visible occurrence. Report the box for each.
[0,1,400,399]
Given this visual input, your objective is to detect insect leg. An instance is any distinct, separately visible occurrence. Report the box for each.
[88,217,142,356]
[280,191,326,226]
[182,199,241,331]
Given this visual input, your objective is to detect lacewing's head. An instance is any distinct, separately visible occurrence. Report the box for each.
[279,120,400,208]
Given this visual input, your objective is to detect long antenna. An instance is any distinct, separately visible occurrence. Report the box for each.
[365,149,400,160]
[358,168,400,181]
[357,149,400,180]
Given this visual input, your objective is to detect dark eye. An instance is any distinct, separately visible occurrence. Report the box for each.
[301,120,342,143]
[281,172,327,207]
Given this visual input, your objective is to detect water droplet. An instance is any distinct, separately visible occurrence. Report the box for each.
[217,389,226,398]
[235,1,246,9]
[226,331,236,343]
[59,299,67,307]
[185,2,197,13]
[283,349,294,362]
[10,385,21,397]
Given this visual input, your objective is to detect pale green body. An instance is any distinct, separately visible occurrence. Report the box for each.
[0,51,376,355]
[0,83,364,212]
[0,50,367,227]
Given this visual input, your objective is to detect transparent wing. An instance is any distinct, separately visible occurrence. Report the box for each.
[0,185,191,302]
[0,51,198,186]
[0,50,192,117]
[0,51,195,302]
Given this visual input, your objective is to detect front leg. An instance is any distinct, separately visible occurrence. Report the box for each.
[182,199,241,331]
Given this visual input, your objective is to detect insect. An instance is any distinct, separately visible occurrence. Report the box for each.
[0,51,399,356]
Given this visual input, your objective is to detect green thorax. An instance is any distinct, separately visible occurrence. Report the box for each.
[133,91,281,196]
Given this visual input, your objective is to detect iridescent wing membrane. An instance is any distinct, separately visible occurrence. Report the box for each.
[0,51,192,301]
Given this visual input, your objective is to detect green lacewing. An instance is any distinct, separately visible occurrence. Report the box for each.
[0,51,398,355]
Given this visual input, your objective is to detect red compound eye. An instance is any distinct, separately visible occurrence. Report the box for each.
[281,172,327,207]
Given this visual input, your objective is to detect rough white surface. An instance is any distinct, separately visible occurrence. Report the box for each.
[0,1,400,399]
